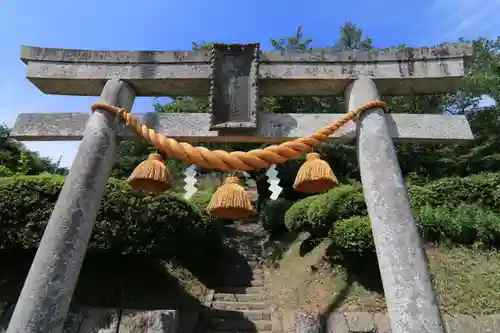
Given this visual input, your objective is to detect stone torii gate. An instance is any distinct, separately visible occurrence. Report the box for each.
[8,43,473,333]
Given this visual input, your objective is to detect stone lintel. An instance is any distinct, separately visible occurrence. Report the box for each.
[25,60,465,96]
[10,112,474,144]
[21,43,472,96]
[20,44,473,64]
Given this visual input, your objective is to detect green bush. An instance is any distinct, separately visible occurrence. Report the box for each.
[415,203,500,247]
[414,173,500,210]
[416,204,478,245]
[327,216,374,260]
[306,185,367,237]
[0,175,221,263]
[325,203,500,263]
[314,173,500,263]
[284,195,321,232]
[190,190,213,211]
[475,209,500,248]
[408,185,439,208]
[260,198,294,236]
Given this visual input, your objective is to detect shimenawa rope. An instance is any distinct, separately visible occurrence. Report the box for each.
[90,101,388,171]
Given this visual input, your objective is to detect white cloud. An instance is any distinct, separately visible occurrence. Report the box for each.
[422,0,500,44]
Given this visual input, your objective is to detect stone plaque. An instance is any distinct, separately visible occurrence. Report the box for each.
[209,43,259,131]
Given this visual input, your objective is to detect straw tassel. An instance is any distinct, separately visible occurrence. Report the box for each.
[206,176,255,219]
[293,153,338,193]
[127,153,171,193]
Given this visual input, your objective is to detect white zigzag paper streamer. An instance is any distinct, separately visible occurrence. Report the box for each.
[183,165,198,200]
[266,164,282,200]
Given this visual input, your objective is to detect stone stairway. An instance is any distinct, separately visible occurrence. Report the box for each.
[196,221,272,333]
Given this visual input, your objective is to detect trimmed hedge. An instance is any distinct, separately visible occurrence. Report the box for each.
[326,204,500,261]
[415,203,500,247]
[260,198,294,236]
[328,216,374,260]
[409,172,500,210]
[305,184,367,236]
[284,194,322,233]
[280,172,500,261]
[0,175,221,263]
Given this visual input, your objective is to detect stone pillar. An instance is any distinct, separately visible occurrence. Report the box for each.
[346,76,445,333]
[6,79,136,333]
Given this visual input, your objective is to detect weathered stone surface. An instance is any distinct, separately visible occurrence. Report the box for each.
[294,312,321,333]
[444,314,481,333]
[209,43,259,130]
[1,306,120,333]
[325,313,349,333]
[24,61,467,96]
[69,308,120,333]
[119,310,178,333]
[21,44,472,96]
[373,313,391,333]
[21,44,473,64]
[348,76,445,333]
[477,315,500,333]
[4,79,136,333]
[10,112,474,144]
[316,312,500,333]
[344,312,375,332]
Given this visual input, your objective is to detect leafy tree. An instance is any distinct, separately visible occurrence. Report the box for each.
[333,21,372,51]
[0,124,65,176]
[270,24,312,51]
[113,22,500,191]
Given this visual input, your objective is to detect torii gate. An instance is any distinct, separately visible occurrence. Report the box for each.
[8,43,473,333]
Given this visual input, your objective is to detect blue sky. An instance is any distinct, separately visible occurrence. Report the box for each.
[1,0,499,167]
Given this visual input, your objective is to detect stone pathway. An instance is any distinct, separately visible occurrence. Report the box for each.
[321,311,500,333]
[0,305,178,332]
[196,220,272,333]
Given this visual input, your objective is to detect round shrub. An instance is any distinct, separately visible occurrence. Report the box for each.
[284,195,321,232]
[260,198,294,236]
[306,185,367,237]
[0,175,221,263]
[327,215,374,260]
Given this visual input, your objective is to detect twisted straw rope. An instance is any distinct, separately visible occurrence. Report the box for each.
[90,101,388,171]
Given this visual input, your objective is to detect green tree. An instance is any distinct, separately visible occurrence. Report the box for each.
[116,23,500,190]
[0,124,65,176]
[333,21,372,51]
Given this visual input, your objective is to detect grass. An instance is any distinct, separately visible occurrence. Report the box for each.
[264,235,500,316]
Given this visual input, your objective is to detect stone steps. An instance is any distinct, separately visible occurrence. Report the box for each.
[216,279,264,287]
[211,301,268,311]
[213,293,264,303]
[204,317,272,331]
[213,286,264,294]
[216,267,263,275]
[195,222,271,333]
[201,309,271,321]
